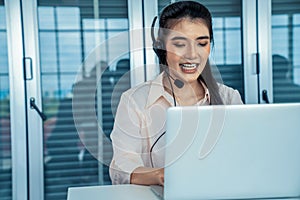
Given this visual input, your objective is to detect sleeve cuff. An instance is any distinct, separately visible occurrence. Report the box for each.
[110,156,144,184]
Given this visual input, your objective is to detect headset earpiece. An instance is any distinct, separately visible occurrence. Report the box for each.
[153,40,163,54]
[154,42,166,66]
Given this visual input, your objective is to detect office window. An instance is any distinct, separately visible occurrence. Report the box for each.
[38,0,130,199]
[0,1,12,200]
[272,0,300,102]
[158,0,244,101]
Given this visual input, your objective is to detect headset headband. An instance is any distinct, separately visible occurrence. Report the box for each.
[151,16,158,44]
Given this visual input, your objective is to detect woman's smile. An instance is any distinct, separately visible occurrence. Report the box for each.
[179,63,199,74]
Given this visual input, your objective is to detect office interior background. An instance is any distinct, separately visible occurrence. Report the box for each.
[0,0,300,199]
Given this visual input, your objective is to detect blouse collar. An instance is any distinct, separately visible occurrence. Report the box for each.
[146,72,211,107]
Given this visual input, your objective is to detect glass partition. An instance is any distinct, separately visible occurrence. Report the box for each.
[37,0,130,199]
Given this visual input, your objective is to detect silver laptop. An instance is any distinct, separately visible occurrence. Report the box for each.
[151,103,300,200]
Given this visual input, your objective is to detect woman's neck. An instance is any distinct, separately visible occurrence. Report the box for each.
[163,76,205,106]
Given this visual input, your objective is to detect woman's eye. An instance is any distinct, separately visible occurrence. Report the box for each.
[198,42,208,47]
[173,43,185,48]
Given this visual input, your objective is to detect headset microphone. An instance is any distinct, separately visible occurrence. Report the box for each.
[174,79,184,89]
[163,68,184,89]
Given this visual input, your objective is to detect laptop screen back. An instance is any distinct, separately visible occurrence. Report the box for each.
[163,103,300,200]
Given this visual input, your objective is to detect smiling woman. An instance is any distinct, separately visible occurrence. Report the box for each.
[109,1,243,186]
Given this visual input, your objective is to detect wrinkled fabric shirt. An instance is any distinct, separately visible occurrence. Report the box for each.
[109,72,244,184]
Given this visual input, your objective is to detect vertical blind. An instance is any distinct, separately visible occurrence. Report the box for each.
[38,0,130,199]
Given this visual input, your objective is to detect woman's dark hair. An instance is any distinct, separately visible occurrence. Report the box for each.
[157,1,223,105]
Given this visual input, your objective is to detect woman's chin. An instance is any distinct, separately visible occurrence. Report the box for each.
[180,74,201,84]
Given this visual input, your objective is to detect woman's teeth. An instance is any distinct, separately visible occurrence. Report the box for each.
[180,63,197,70]
[179,63,198,74]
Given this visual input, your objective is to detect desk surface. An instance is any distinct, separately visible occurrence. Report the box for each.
[67,184,160,200]
[68,184,300,200]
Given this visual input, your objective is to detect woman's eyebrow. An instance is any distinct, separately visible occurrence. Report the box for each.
[196,36,210,40]
[171,36,210,41]
[170,36,187,41]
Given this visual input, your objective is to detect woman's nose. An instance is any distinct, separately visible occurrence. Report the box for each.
[184,43,198,60]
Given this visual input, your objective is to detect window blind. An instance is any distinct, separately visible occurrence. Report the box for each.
[159,0,241,17]
[272,0,300,103]
[38,0,128,18]
[272,0,300,14]
[0,103,11,200]
[0,2,12,200]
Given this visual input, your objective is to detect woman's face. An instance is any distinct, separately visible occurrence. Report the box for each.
[165,18,211,84]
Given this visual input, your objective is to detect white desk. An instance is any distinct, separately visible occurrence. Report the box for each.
[67,184,160,200]
[68,184,300,200]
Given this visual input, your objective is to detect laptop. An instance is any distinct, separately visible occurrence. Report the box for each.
[151,103,300,200]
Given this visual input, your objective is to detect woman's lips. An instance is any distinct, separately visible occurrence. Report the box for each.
[179,63,198,74]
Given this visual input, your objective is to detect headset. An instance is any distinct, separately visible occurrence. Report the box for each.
[151,16,184,89]
[149,16,185,168]
[151,16,167,66]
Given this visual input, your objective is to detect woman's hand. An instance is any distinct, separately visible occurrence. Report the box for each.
[130,167,164,186]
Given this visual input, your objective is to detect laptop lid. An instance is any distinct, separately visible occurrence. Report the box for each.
[163,103,300,200]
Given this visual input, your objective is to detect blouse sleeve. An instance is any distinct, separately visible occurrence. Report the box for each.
[109,92,145,184]
[218,84,244,105]
[229,89,244,105]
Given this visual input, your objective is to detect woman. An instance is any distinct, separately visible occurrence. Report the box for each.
[109,1,243,186]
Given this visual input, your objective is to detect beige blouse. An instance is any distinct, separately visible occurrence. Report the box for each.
[109,72,243,184]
